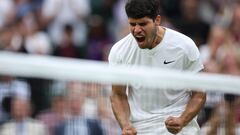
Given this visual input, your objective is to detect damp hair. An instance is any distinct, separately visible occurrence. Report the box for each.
[125,0,161,20]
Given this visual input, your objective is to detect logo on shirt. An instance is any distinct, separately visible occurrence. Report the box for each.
[164,60,175,64]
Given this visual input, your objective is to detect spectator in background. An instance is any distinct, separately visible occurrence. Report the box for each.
[17,10,53,116]
[67,82,121,135]
[160,0,180,19]
[199,25,226,73]
[229,3,240,46]
[97,97,121,135]
[23,12,52,55]
[53,24,85,58]
[220,41,240,133]
[112,0,131,41]
[37,93,67,135]
[4,20,26,53]
[41,0,90,47]
[14,0,35,19]
[0,24,15,51]
[199,0,230,25]
[81,83,100,119]
[0,97,48,135]
[220,46,240,75]
[0,76,13,125]
[86,15,113,60]
[0,76,30,125]
[174,0,210,47]
[89,0,117,22]
[0,0,51,54]
[89,0,118,42]
[55,88,103,135]
[200,99,240,135]
[200,101,226,135]
[0,0,15,29]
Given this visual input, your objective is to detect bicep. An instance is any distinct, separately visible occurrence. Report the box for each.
[191,90,206,102]
[112,85,127,96]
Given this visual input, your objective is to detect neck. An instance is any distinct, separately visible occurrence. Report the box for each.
[15,117,26,122]
[152,26,165,48]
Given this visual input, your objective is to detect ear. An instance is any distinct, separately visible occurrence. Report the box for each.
[155,15,161,26]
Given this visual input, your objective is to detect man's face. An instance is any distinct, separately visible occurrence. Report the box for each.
[11,98,30,121]
[128,16,159,49]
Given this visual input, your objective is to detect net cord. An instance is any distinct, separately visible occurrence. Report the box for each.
[0,51,239,94]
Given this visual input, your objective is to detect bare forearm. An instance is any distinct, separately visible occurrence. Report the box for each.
[180,91,206,126]
[111,86,131,129]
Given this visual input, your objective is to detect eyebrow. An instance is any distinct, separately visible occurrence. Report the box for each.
[129,22,147,26]
[129,23,136,26]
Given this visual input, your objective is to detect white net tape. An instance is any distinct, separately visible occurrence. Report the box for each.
[0,51,240,94]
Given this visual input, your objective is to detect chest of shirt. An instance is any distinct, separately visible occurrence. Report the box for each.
[122,47,186,71]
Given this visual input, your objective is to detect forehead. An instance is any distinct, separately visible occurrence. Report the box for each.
[128,17,153,23]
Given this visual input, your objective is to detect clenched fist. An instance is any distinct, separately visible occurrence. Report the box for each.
[122,125,137,135]
[165,116,185,134]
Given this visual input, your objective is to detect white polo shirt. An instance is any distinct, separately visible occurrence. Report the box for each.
[109,28,203,134]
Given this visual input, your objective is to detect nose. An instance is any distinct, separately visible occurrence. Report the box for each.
[133,25,142,33]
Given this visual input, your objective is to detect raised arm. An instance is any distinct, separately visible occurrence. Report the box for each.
[110,85,137,135]
[165,90,206,134]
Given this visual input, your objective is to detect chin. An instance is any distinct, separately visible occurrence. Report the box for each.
[138,43,147,49]
[138,44,151,49]
[138,45,146,49]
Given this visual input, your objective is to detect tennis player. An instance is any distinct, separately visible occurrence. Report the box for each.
[108,0,206,135]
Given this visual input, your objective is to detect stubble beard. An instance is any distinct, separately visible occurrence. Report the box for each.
[146,26,158,50]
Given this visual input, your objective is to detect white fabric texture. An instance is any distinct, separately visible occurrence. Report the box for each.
[109,28,204,134]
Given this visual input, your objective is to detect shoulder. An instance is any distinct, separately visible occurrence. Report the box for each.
[1,121,14,128]
[165,28,196,47]
[0,122,12,133]
[108,33,135,64]
[27,118,46,129]
[165,28,200,61]
[110,33,134,53]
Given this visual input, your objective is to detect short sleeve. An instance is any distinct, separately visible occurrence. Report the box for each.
[184,56,204,73]
[183,40,204,73]
[108,44,122,66]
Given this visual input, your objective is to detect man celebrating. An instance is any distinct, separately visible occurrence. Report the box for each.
[108,0,206,134]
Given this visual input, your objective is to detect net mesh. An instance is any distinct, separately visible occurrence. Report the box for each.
[0,51,240,135]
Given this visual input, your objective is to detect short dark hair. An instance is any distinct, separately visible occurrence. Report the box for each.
[125,0,160,20]
[64,24,73,34]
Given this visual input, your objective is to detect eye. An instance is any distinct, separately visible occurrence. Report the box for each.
[138,23,147,26]
[130,23,136,26]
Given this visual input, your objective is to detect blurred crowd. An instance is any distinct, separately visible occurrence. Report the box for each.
[0,0,240,134]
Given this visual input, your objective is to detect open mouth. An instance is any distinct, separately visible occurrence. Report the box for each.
[135,36,145,43]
